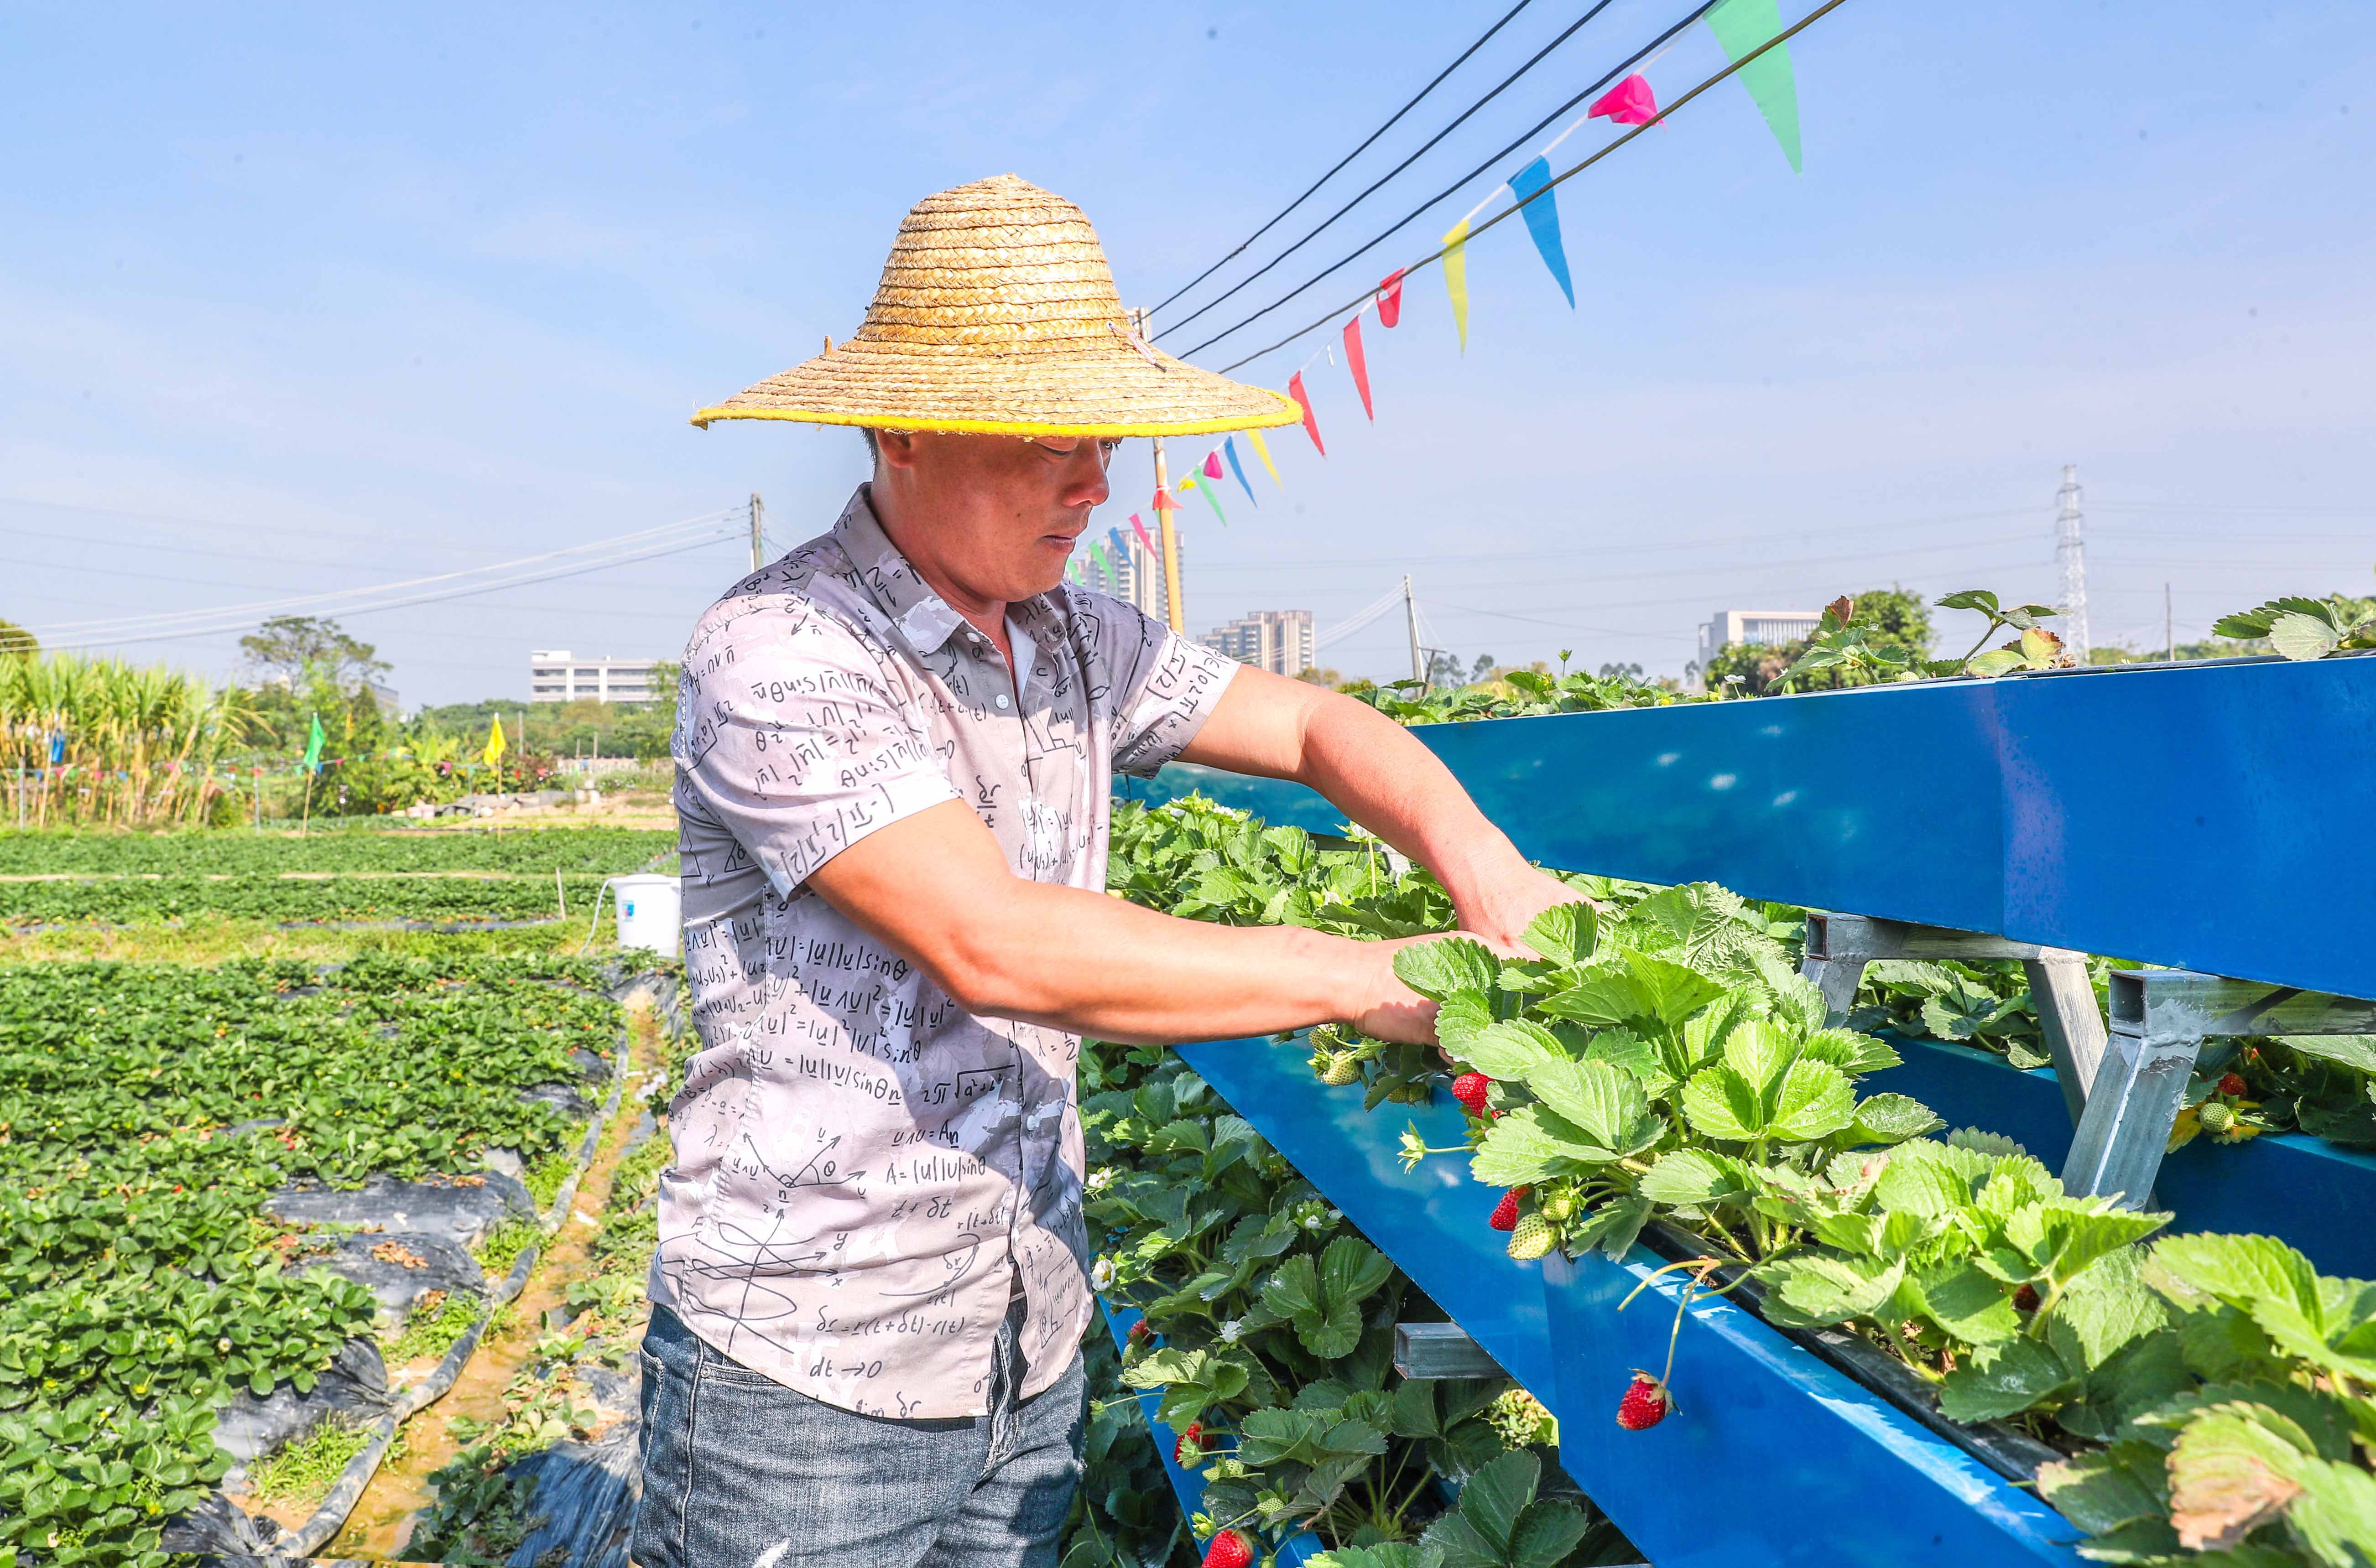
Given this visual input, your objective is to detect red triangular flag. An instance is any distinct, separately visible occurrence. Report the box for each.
[1287,372,1325,456]
[1129,513,1156,553]
[1589,73,1658,126]
[1202,450,1224,480]
[1343,316,1374,421]
[1152,487,1176,511]
[1376,270,1407,328]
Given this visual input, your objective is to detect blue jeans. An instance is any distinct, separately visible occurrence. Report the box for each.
[632,1300,1086,1568]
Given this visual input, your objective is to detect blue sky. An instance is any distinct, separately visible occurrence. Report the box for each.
[3,1,2371,701]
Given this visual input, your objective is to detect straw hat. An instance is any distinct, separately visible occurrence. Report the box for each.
[692,175,1299,438]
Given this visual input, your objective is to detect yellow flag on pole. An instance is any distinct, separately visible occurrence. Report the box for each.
[483,716,505,768]
[1245,428,1282,486]
[1441,218,1473,351]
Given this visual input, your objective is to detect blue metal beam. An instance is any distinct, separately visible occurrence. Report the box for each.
[1131,657,2376,998]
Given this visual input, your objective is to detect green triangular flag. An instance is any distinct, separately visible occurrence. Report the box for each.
[1707,0,1802,172]
[303,713,326,774]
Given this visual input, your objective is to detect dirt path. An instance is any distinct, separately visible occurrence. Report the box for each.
[327,999,663,1559]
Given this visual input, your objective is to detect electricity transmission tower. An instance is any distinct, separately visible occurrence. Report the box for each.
[2055,464,2090,659]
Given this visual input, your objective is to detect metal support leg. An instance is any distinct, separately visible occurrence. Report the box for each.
[2060,971,2376,1208]
[1803,914,2106,1125]
[1394,1321,1506,1380]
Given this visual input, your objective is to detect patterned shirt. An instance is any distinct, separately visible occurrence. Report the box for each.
[651,485,1237,1418]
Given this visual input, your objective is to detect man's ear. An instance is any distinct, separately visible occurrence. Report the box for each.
[874,428,921,470]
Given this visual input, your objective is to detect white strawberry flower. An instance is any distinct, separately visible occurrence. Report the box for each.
[1090,1257,1115,1290]
[1219,1318,1243,1343]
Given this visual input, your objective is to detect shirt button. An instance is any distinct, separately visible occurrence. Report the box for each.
[995,694,1011,710]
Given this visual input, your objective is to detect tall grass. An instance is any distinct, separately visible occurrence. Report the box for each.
[0,653,254,827]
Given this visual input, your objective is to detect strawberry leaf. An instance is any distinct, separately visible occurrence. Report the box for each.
[1394,939,1501,1002]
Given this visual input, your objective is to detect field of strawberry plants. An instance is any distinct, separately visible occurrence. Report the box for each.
[0,951,633,1567]
[0,826,677,931]
[1099,795,2376,1567]
[0,827,676,878]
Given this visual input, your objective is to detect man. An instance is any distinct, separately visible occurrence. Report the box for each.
[636,175,1572,1568]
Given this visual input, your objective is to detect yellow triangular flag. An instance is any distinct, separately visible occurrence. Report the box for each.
[1442,218,1472,352]
[483,716,505,768]
[1245,428,1282,486]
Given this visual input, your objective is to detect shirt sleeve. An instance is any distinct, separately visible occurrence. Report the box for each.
[1083,591,1240,779]
[674,599,962,895]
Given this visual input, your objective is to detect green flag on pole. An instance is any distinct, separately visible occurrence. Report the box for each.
[303,714,326,774]
[1707,0,1803,173]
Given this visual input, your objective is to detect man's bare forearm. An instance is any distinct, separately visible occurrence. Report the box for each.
[806,799,1434,1047]
[1177,671,1542,932]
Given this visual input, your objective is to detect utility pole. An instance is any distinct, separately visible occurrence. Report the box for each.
[2164,582,2174,662]
[1402,575,1423,685]
[2055,464,2090,660]
[749,493,766,572]
[1136,310,1186,634]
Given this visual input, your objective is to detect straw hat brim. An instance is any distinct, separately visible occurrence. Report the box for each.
[691,337,1301,438]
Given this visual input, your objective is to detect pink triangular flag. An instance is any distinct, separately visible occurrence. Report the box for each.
[1343,316,1374,421]
[1287,372,1326,456]
[1129,513,1156,554]
[1376,270,1407,328]
[1589,73,1658,126]
[1202,450,1224,479]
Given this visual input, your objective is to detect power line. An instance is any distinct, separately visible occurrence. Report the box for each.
[1157,0,1628,342]
[1148,0,1537,319]
[40,534,740,652]
[1210,0,1845,371]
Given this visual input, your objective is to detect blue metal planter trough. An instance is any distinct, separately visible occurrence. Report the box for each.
[1175,1034,2085,1568]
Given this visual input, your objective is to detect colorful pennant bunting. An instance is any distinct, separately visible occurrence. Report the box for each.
[1706,0,1802,171]
[1441,219,1472,350]
[1192,474,1228,526]
[1589,73,1658,126]
[1245,428,1282,487]
[1286,372,1326,456]
[1223,438,1259,507]
[1152,486,1177,512]
[1129,512,1157,552]
[1202,450,1224,480]
[1343,315,1374,420]
[1507,157,1574,308]
[1376,270,1406,327]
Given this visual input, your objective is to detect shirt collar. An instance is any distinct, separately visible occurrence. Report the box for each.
[834,483,1069,659]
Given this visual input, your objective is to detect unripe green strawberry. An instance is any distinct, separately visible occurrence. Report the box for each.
[1540,1189,1576,1223]
[2198,1101,2236,1134]
[1506,1212,1556,1261]
[1320,1053,1362,1086]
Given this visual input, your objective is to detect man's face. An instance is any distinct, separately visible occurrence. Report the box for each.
[875,430,1116,602]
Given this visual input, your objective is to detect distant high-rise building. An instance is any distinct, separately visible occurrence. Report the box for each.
[1072,525,1175,624]
[528,650,663,704]
[1201,610,1316,678]
[1696,609,1821,670]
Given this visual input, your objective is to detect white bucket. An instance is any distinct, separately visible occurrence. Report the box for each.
[611,873,682,958]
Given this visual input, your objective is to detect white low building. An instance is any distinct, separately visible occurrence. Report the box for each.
[529,650,662,704]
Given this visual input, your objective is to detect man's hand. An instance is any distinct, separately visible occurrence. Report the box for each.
[1346,938,1439,1046]
[1448,859,1594,954]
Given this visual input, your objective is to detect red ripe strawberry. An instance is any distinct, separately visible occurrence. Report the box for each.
[1173,1420,1203,1464]
[1487,1189,1526,1232]
[1451,1072,1493,1116]
[1202,1528,1255,1568]
[1615,1370,1671,1431]
[2013,1283,2040,1312]
[2219,1072,2247,1097]
[1127,1319,1152,1345]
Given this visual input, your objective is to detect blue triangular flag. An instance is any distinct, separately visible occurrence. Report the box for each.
[1224,437,1260,509]
[1508,157,1574,308]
